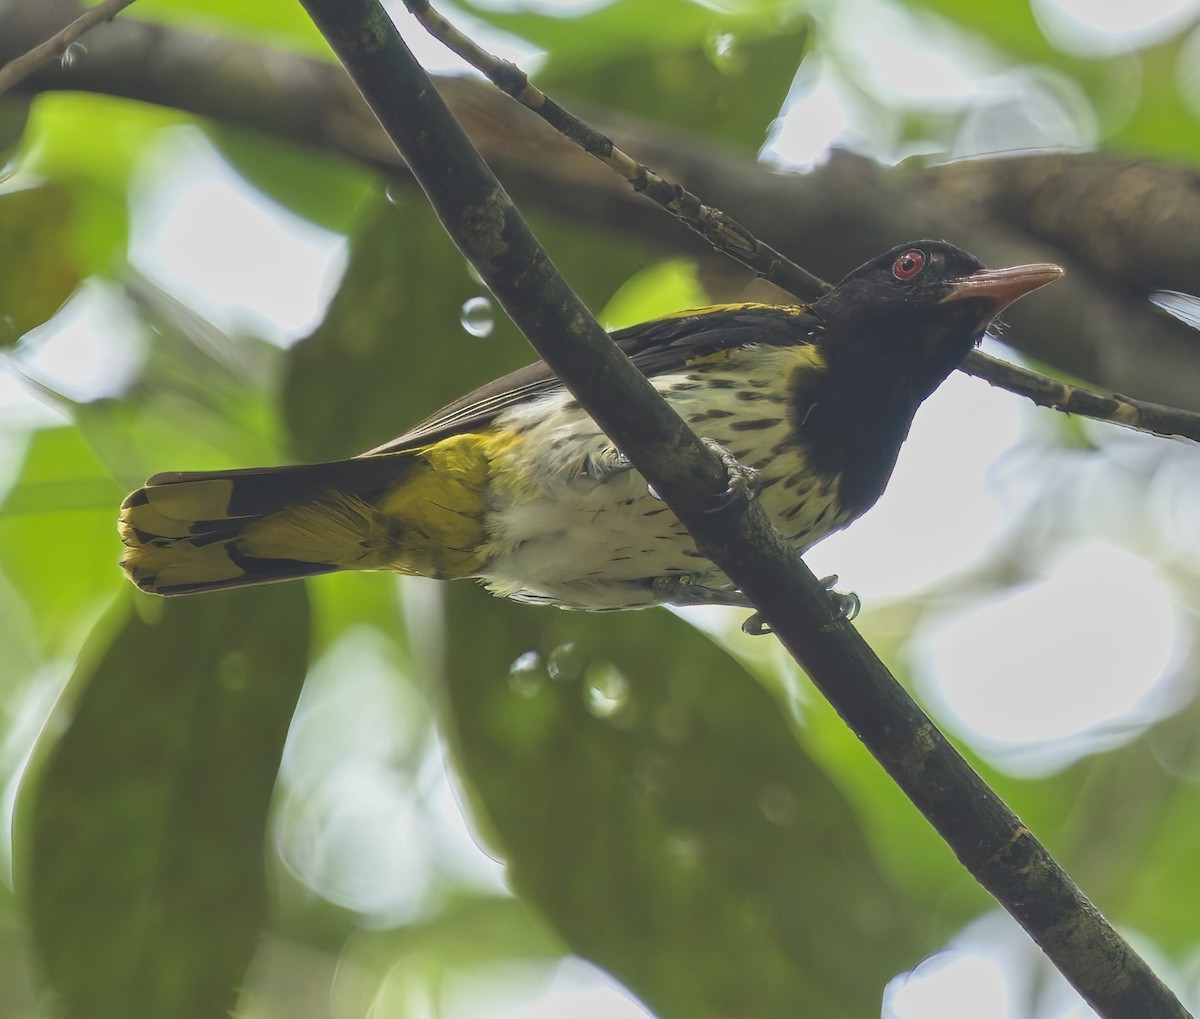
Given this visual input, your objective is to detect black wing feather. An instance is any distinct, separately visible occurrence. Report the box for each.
[368,303,816,454]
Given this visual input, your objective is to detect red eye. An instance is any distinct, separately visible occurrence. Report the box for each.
[892,249,925,280]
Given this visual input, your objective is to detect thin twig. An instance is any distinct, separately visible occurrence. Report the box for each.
[964,348,1200,442]
[0,0,139,96]
[402,0,830,302]
[403,0,1200,445]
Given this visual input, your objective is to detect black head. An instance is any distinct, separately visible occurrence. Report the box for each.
[790,241,1062,521]
[812,240,1063,398]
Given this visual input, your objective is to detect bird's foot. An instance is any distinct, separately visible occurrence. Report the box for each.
[644,438,759,506]
[740,574,860,637]
[583,446,633,481]
[820,574,861,624]
[700,437,761,512]
[652,575,753,608]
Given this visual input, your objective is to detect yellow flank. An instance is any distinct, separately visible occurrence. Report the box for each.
[234,432,505,580]
[119,429,528,593]
[373,431,506,577]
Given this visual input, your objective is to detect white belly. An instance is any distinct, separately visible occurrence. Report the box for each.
[475,355,849,610]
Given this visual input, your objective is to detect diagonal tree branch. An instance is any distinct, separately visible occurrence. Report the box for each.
[295,1,1191,1016]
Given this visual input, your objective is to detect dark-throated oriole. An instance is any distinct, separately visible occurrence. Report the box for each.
[120,241,1062,609]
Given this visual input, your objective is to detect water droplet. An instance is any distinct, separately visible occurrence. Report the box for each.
[706,31,743,72]
[547,641,584,683]
[465,262,486,287]
[508,651,545,698]
[460,296,494,338]
[583,663,631,719]
[646,482,662,501]
[60,42,86,70]
[383,181,405,205]
[757,783,797,827]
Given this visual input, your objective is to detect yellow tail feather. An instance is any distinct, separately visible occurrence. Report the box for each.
[119,435,499,596]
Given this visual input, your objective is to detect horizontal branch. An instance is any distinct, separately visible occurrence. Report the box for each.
[4,0,1199,412]
[963,349,1200,441]
[0,0,138,95]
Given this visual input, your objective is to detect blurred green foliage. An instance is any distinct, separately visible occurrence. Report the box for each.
[0,1,1197,1017]
[440,586,924,1018]
[18,587,309,1019]
[0,184,79,345]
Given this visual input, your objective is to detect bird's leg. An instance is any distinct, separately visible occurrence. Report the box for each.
[740,575,861,636]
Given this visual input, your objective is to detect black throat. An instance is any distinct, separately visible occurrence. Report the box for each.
[785,344,926,521]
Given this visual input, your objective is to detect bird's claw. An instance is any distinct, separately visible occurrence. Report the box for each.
[741,575,860,638]
[644,438,759,506]
[819,574,861,623]
[742,612,771,636]
[700,437,761,513]
[652,575,752,608]
[583,446,633,481]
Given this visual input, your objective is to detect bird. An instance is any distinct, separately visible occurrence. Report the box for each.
[119,240,1062,610]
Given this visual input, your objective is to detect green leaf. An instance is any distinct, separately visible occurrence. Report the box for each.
[0,183,80,345]
[0,426,125,656]
[18,586,310,1019]
[305,570,407,659]
[75,277,287,486]
[17,93,184,278]
[209,126,375,234]
[438,586,923,1018]
[129,0,331,56]
[600,258,708,330]
[459,0,799,70]
[0,95,31,160]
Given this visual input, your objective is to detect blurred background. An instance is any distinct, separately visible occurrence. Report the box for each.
[1,0,1199,1016]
